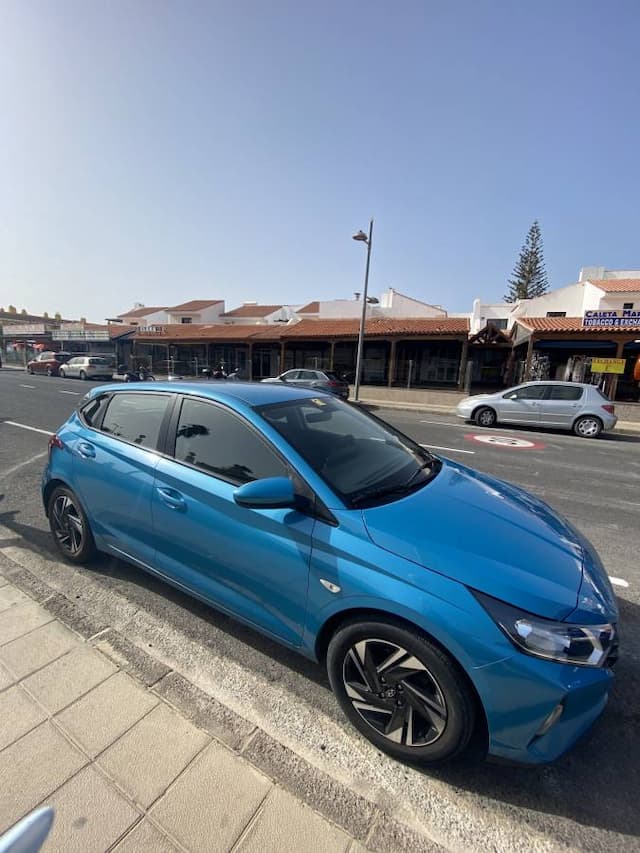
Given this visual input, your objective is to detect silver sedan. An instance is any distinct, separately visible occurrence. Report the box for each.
[456,381,618,438]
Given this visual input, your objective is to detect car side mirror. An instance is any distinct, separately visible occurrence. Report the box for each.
[508,393,518,399]
[233,477,296,509]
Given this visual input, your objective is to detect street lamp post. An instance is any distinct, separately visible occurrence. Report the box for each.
[352,218,374,402]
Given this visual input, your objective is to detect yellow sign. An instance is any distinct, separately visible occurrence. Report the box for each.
[590,357,626,374]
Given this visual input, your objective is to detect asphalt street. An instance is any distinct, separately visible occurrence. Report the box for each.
[1,367,639,852]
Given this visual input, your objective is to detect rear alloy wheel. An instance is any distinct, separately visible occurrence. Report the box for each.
[79,370,88,380]
[573,415,602,438]
[474,406,496,427]
[327,619,475,764]
[48,486,96,564]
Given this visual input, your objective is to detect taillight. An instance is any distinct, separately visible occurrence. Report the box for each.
[328,381,340,387]
[48,434,64,460]
[602,404,615,415]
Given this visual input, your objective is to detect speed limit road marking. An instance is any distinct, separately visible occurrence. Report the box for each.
[464,433,545,450]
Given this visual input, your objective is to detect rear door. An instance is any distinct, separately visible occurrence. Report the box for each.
[151,395,315,644]
[69,391,173,566]
[497,384,550,424]
[539,385,584,427]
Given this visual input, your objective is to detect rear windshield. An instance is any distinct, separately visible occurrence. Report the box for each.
[595,387,612,402]
[57,353,72,362]
[88,357,113,365]
[323,371,340,380]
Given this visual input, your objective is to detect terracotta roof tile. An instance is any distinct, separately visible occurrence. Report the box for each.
[588,279,640,293]
[169,300,223,311]
[221,304,283,318]
[281,317,469,338]
[117,306,166,318]
[517,316,640,332]
[297,301,320,314]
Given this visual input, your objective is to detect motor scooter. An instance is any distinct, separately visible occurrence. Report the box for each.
[111,364,156,382]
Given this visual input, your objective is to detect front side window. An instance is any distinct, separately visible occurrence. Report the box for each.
[257,397,439,507]
[173,397,287,484]
[549,385,583,401]
[504,385,548,400]
[101,393,169,449]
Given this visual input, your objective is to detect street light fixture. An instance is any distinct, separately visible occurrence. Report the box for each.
[352,219,374,402]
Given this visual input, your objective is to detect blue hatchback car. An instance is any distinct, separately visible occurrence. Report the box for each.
[43,382,619,765]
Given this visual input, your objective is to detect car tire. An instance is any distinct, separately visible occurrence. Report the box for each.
[327,617,476,765]
[46,367,53,377]
[47,485,96,564]
[58,369,66,378]
[573,415,602,439]
[474,406,496,427]
[27,366,34,374]
[79,370,87,380]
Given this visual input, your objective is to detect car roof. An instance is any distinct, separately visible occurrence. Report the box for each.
[519,380,594,388]
[89,380,331,406]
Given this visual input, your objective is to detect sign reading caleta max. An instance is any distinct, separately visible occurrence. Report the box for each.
[583,309,640,328]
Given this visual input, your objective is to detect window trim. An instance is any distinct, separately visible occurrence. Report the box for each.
[162,394,337,525]
[502,384,551,401]
[78,390,177,454]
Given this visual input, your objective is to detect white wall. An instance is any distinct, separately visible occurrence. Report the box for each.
[120,308,168,326]
[378,289,446,318]
[513,282,586,318]
[580,266,640,281]
[165,303,225,324]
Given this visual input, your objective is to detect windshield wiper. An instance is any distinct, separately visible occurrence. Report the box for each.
[350,459,438,508]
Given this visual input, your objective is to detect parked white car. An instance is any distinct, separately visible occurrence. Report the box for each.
[58,355,115,380]
[456,381,617,438]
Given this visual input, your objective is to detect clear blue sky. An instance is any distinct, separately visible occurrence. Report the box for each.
[1,0,639,321]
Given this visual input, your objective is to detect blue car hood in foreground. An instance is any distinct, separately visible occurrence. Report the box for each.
[363,460,595,621]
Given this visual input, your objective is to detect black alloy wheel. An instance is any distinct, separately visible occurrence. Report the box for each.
[474,406,496,427]
[327,619,475,764]
[48,486,96,564]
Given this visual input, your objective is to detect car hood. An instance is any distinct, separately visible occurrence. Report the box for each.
[458,393,495,405]
[362,460,599,621]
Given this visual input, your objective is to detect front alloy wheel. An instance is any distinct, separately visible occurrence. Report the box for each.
[327,619,476,764]
[48,486,96,563]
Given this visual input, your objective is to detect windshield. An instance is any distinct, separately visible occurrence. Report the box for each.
[256,397,440,507]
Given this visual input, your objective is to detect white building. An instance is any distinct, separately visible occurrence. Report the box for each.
[296,288,446,321]
[220,303,298,324]
[117,300,226,326]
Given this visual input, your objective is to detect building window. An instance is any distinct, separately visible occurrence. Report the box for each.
[623,302,634,310]
[546,311,566,317]
[181,317,192,324]
[491,318,508,330]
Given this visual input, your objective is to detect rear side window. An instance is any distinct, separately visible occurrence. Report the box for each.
[101,393,169,449]
[549,386,583,401]
[173,397,286,484]
[79,395,110,427]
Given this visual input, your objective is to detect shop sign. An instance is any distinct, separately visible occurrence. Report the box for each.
[583,309,640,328]
[590,357,626,374]
[137,325,167,335]
[2,323,47,335]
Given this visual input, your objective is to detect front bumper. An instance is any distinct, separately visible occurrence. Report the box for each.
[475,649,615,764]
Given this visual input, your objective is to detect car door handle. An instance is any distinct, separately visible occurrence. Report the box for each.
[77,441,95,459]
[156,486,186,510]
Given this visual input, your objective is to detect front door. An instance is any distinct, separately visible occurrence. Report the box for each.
[497,384,549,424]
[152,396,314,645]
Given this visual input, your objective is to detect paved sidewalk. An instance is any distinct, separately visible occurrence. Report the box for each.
[0,578,365,853]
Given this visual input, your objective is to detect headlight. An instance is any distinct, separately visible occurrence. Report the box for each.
[473,590,617,668]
